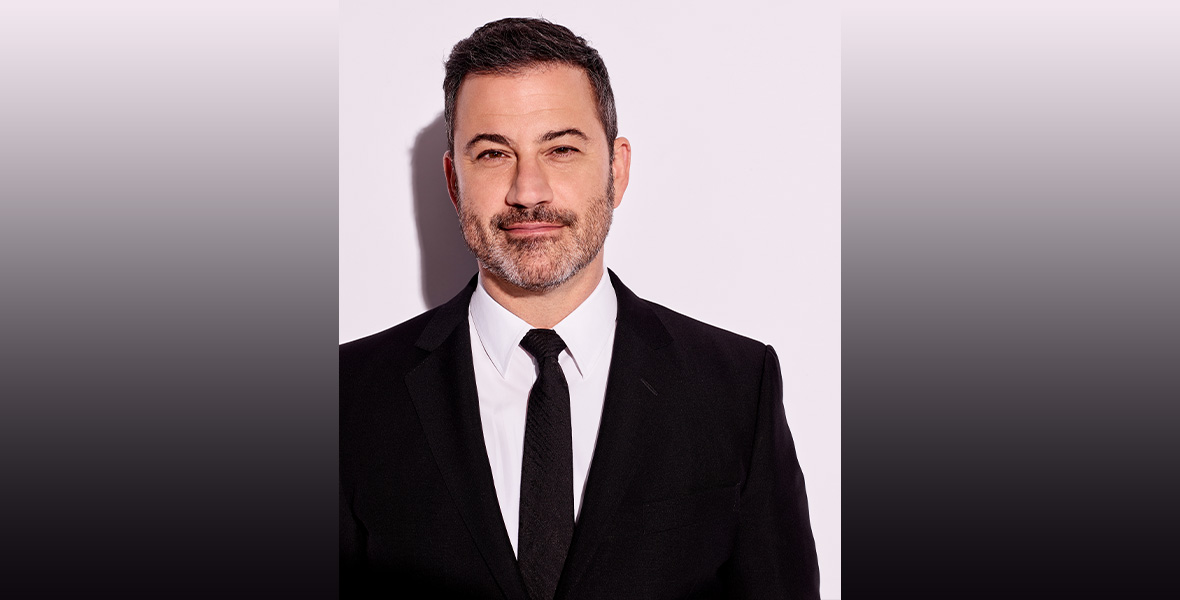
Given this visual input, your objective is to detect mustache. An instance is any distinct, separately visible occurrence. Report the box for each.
[492,205,577,229]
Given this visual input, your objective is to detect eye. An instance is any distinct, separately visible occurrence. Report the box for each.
[550,146,580,157]
[476,149,509,161]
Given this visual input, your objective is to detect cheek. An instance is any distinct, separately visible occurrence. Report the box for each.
[458,172,509,206]
[554,169,611,199]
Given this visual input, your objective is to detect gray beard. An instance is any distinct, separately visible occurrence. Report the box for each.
[457,180,614,292]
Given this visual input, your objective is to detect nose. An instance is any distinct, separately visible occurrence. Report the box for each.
[505,154,553,209]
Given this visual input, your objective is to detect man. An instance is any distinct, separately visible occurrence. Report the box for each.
[341,17,819,599]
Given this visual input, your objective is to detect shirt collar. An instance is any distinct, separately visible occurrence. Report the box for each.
[469,269,618,380]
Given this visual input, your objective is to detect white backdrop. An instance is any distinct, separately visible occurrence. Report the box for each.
[340,2,840,596]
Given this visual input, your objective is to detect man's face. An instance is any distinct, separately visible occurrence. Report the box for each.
[445,64,629,292]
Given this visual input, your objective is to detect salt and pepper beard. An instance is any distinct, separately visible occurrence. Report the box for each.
[458,177,615,292]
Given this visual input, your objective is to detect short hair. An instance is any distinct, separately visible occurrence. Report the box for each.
[443,18,618,154]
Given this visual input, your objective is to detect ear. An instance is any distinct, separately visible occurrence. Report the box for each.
[443,150,460,214]
[610,137,631,209]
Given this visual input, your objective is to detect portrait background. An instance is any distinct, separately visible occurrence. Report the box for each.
[339,1,842,597]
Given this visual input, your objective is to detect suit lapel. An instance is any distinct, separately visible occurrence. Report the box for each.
[557,271,676,597]
[405,279,528,600]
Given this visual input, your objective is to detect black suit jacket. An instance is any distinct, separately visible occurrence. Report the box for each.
[340,272,820,599]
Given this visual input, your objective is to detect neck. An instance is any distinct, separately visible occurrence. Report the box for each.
[479,258,606,329]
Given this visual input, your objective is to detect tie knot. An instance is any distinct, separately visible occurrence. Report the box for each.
[520,328,566,360]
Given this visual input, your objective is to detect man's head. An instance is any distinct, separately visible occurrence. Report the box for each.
[443,19,630,293]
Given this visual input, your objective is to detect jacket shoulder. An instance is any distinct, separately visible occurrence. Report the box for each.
[341,309,433,360]
[338,308,445,393]
[643,298,769,358]
[626,295,776,403]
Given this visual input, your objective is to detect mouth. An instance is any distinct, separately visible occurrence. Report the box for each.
[501,221,565,236]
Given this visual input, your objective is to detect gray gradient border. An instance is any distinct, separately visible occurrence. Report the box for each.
[844,2,1179,598]
[1,2,338,598]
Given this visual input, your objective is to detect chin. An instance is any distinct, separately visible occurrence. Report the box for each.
[492,258,580,292]
[505,269,576,293]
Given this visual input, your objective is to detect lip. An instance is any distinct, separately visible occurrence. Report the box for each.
[502,222,564,235]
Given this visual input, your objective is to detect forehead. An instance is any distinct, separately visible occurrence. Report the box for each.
[454,64,602,140]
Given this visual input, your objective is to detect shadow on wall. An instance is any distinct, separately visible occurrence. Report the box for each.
[412,113,476,308]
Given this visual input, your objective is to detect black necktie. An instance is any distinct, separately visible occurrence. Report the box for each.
[517,328,574,600]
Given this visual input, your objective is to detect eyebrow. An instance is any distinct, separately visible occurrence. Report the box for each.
[464,128,590,152]
[465,133,512,152]
[538,128,589,143]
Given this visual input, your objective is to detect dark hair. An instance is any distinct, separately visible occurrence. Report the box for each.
[443,18,618,154]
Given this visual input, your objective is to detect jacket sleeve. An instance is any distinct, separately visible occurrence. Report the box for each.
[340,475,369,597]
[726,345,821,599]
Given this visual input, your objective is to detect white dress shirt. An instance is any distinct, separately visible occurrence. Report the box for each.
[468,270,618,556]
